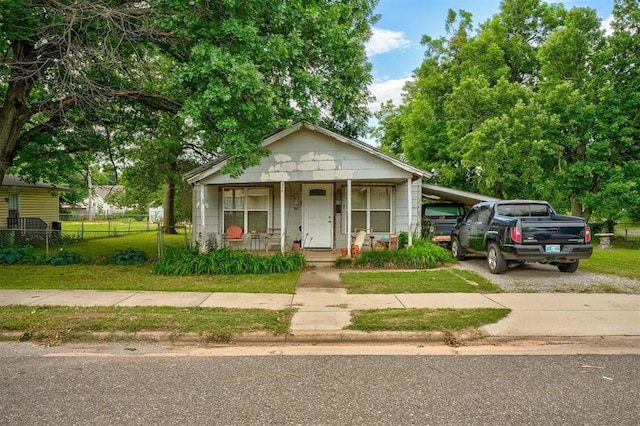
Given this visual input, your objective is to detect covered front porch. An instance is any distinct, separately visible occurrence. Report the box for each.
[195,177,419,256]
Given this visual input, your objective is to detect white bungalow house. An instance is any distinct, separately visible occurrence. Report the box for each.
[184,122,431,254]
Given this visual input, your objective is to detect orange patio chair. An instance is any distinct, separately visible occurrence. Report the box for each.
[226,225,244,248]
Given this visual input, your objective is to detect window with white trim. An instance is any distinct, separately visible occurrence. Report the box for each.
[348,187,392,232]
[223,187,269,233]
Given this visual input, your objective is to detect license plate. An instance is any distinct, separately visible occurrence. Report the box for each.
[545,245,561,253]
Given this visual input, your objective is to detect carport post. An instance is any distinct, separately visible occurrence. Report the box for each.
[199,184,205,250]
[280,181,286,252]
[407,178,412,247]
[347,179,352,256]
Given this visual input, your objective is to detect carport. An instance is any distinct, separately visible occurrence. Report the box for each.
[422,183,500,206]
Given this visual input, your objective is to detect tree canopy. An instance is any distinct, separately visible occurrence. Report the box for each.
[1,0,378,211]
[374,0,639,221]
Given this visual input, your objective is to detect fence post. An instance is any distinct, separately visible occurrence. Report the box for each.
[81,221,84,240]
[45,231,49,256]
[157,224,163,259]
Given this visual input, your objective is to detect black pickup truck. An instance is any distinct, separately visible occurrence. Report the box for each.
[451,200,592,274]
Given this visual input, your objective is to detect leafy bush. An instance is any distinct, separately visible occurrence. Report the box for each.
[0,246,36,265]
[110,248,149,265]
[344,240,452,269]
[152,247,306,275]
[44,249,83,266]
[334,257,355,267]
[398,231,409,248]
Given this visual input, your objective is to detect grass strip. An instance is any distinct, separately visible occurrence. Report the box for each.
[580,246,640,280]
[0,265,298,293]
[0,305,295,344]
[340,269,502,294]
[346,308,511,332]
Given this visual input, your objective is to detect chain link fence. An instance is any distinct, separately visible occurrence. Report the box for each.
[615,223,640,242]
[1,224,192,258]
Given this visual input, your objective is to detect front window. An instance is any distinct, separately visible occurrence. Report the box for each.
[223,187,269,233]
[349,187,392,232]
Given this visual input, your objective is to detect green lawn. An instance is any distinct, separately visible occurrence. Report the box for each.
[581,246,640,280]
[61,219,155,233]
[347,308,511,332]
[49,230,190,260]
[0,265,299,293]
[340,269,502,294]
[0,305,295,344]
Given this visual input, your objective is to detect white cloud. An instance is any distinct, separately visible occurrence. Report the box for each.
[366,28,411,57]
[601,14,614,36]
[368,77,413,113]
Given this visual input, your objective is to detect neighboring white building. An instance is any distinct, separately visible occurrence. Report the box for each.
[148,206,164,223]
[68,185,128,218]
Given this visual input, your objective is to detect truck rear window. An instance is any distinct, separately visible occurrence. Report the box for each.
[497,204,550,217]
[424,205,464,217]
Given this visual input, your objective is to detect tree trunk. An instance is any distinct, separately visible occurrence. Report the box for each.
[570,196,583,217]
[162,176,177,234]
[0,81,32,185]
[0,42,37,184]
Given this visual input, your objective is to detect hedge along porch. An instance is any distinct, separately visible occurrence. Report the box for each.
[184,122,429,255]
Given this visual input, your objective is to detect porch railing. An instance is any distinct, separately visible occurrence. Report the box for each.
[7,217,48,231]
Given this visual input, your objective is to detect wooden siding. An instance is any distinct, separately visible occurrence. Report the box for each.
[0,188,8,221]
[0,187,60,227]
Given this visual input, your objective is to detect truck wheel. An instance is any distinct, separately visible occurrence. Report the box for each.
[451,237,466,260]
[487,243,507,274]
[558,261,579,273]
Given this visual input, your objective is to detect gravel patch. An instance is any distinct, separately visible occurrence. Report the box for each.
[454,258,640,294]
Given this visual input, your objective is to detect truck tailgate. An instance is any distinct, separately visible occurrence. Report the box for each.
[521,220,586,244]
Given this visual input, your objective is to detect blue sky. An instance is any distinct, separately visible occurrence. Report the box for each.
[365,0,616,122]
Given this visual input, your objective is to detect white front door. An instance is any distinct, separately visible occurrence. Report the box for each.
[302,184,333,248]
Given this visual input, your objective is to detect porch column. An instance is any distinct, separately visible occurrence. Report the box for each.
[198,184,206,251]
[347,179,352,256]
[280,181,286,253]
[407,178,412,247]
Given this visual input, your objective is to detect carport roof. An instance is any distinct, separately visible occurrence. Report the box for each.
[422,183,500,206]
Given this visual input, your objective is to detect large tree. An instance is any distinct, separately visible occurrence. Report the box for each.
[374,0,638,221]
[0,0,179,184]
[2,0,377,225]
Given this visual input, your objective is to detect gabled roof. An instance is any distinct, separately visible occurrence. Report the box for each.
[184,122,431,184]
[1,174,72,192]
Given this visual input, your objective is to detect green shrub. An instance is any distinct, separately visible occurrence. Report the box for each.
[398,231,409,248]
[353,241,452,269]
[0,246,36,265]
[44,249,83,266]
[109,248,149,265]
[334,257,355,267]
[152,247,306,276]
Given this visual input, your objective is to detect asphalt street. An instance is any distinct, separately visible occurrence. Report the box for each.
[1,343,638,425]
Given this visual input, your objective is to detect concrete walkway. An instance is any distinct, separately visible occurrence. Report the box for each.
[1,267,639,338]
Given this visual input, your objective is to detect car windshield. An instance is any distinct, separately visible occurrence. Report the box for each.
[424,205,464,217]
[496,204,550,217]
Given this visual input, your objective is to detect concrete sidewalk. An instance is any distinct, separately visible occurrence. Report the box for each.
[1,267,639,339]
